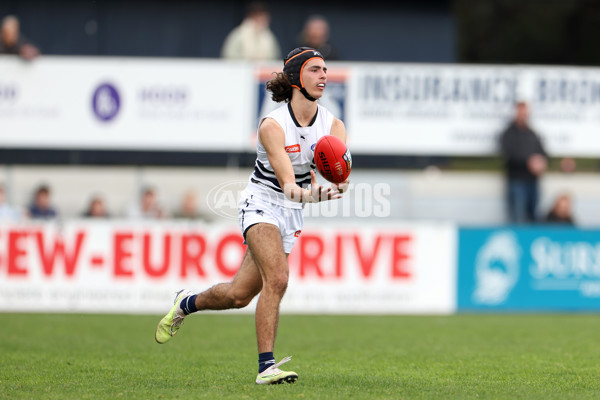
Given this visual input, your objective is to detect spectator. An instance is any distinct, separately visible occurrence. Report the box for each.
[0,15,40,60]
[544,192,575,225]
[560,157,577,173]
[173,190,212,221]
[297,15,340,61]
[0,184,22,221]
[28,184,58,220]
[221,1,280,61]
[126,186,165,219]
[82,195,110,218]
[499,101,547,224]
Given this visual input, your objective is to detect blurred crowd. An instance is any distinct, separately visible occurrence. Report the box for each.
[220,2,339,61]
[2,3,340,62]
[0,184,214,222]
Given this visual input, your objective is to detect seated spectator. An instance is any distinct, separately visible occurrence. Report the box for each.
[28,184,58,220]
[297,15,340,60]
[173,190,212,221]
[82,195,110,218]
[544,193,575,225]
[0,184,22,221]
[126,186,166,219]
[0,15,40,60]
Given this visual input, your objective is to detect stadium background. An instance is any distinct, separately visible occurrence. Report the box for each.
[4,2,600,399]
[1,1,600,316]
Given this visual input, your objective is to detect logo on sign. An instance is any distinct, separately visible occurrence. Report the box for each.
[473,231,521,305]
[92,83,120,122]
[285,144,301,153]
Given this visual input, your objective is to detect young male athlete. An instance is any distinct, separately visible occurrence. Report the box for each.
[155,47,348,385]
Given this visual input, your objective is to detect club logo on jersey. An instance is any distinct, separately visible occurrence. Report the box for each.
[311,143,316,151]
[285,144,301,153]
[294,230,302,237]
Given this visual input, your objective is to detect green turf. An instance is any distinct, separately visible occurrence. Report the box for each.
[1,313,599,399]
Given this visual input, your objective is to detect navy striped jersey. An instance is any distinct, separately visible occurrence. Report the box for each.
[247,103,335,209]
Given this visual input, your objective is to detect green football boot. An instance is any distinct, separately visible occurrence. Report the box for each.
[255,356,298,385]
[155,289,192,344]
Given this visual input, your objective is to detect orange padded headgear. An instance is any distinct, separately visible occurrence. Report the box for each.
[283,47,324,102]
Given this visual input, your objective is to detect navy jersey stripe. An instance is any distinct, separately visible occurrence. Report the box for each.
[257,154,311,179]
[253,167,281,188]
[295,170,311,179]
[256,159,275,175]
[250,178,283,193]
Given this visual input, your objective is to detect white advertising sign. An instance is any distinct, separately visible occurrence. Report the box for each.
[0,221,456,314]
[4,56,597,156]
[346,63,600,156]
[0,56,254,151]
[517,66,600,157]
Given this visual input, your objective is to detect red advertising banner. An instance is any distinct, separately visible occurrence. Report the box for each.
[0,221,456,314]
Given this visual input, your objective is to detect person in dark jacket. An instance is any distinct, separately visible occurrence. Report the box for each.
[28,184,57,220]
[499,101,547,223]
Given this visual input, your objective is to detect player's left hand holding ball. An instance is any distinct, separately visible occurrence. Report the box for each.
[332,179,349,194]
[308,170,342,202]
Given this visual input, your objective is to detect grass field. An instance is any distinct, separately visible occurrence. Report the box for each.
[1,313,599,399]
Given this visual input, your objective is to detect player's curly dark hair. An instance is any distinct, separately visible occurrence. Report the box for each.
[266,72,293,103]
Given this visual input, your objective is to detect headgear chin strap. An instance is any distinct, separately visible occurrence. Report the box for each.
[283,47,324,102]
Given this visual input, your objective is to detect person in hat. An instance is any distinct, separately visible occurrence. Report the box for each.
[155,47,349,385]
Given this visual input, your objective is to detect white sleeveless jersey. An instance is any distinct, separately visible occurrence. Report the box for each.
[247,103,335,209]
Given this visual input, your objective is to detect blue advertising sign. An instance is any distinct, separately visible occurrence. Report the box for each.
[458,227,600,311]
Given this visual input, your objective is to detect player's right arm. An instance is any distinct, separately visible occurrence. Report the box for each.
[259,118,339,203]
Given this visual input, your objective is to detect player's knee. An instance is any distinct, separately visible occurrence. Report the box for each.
[265,275,288,296]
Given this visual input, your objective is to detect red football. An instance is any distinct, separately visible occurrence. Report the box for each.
[314,135,352,184]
